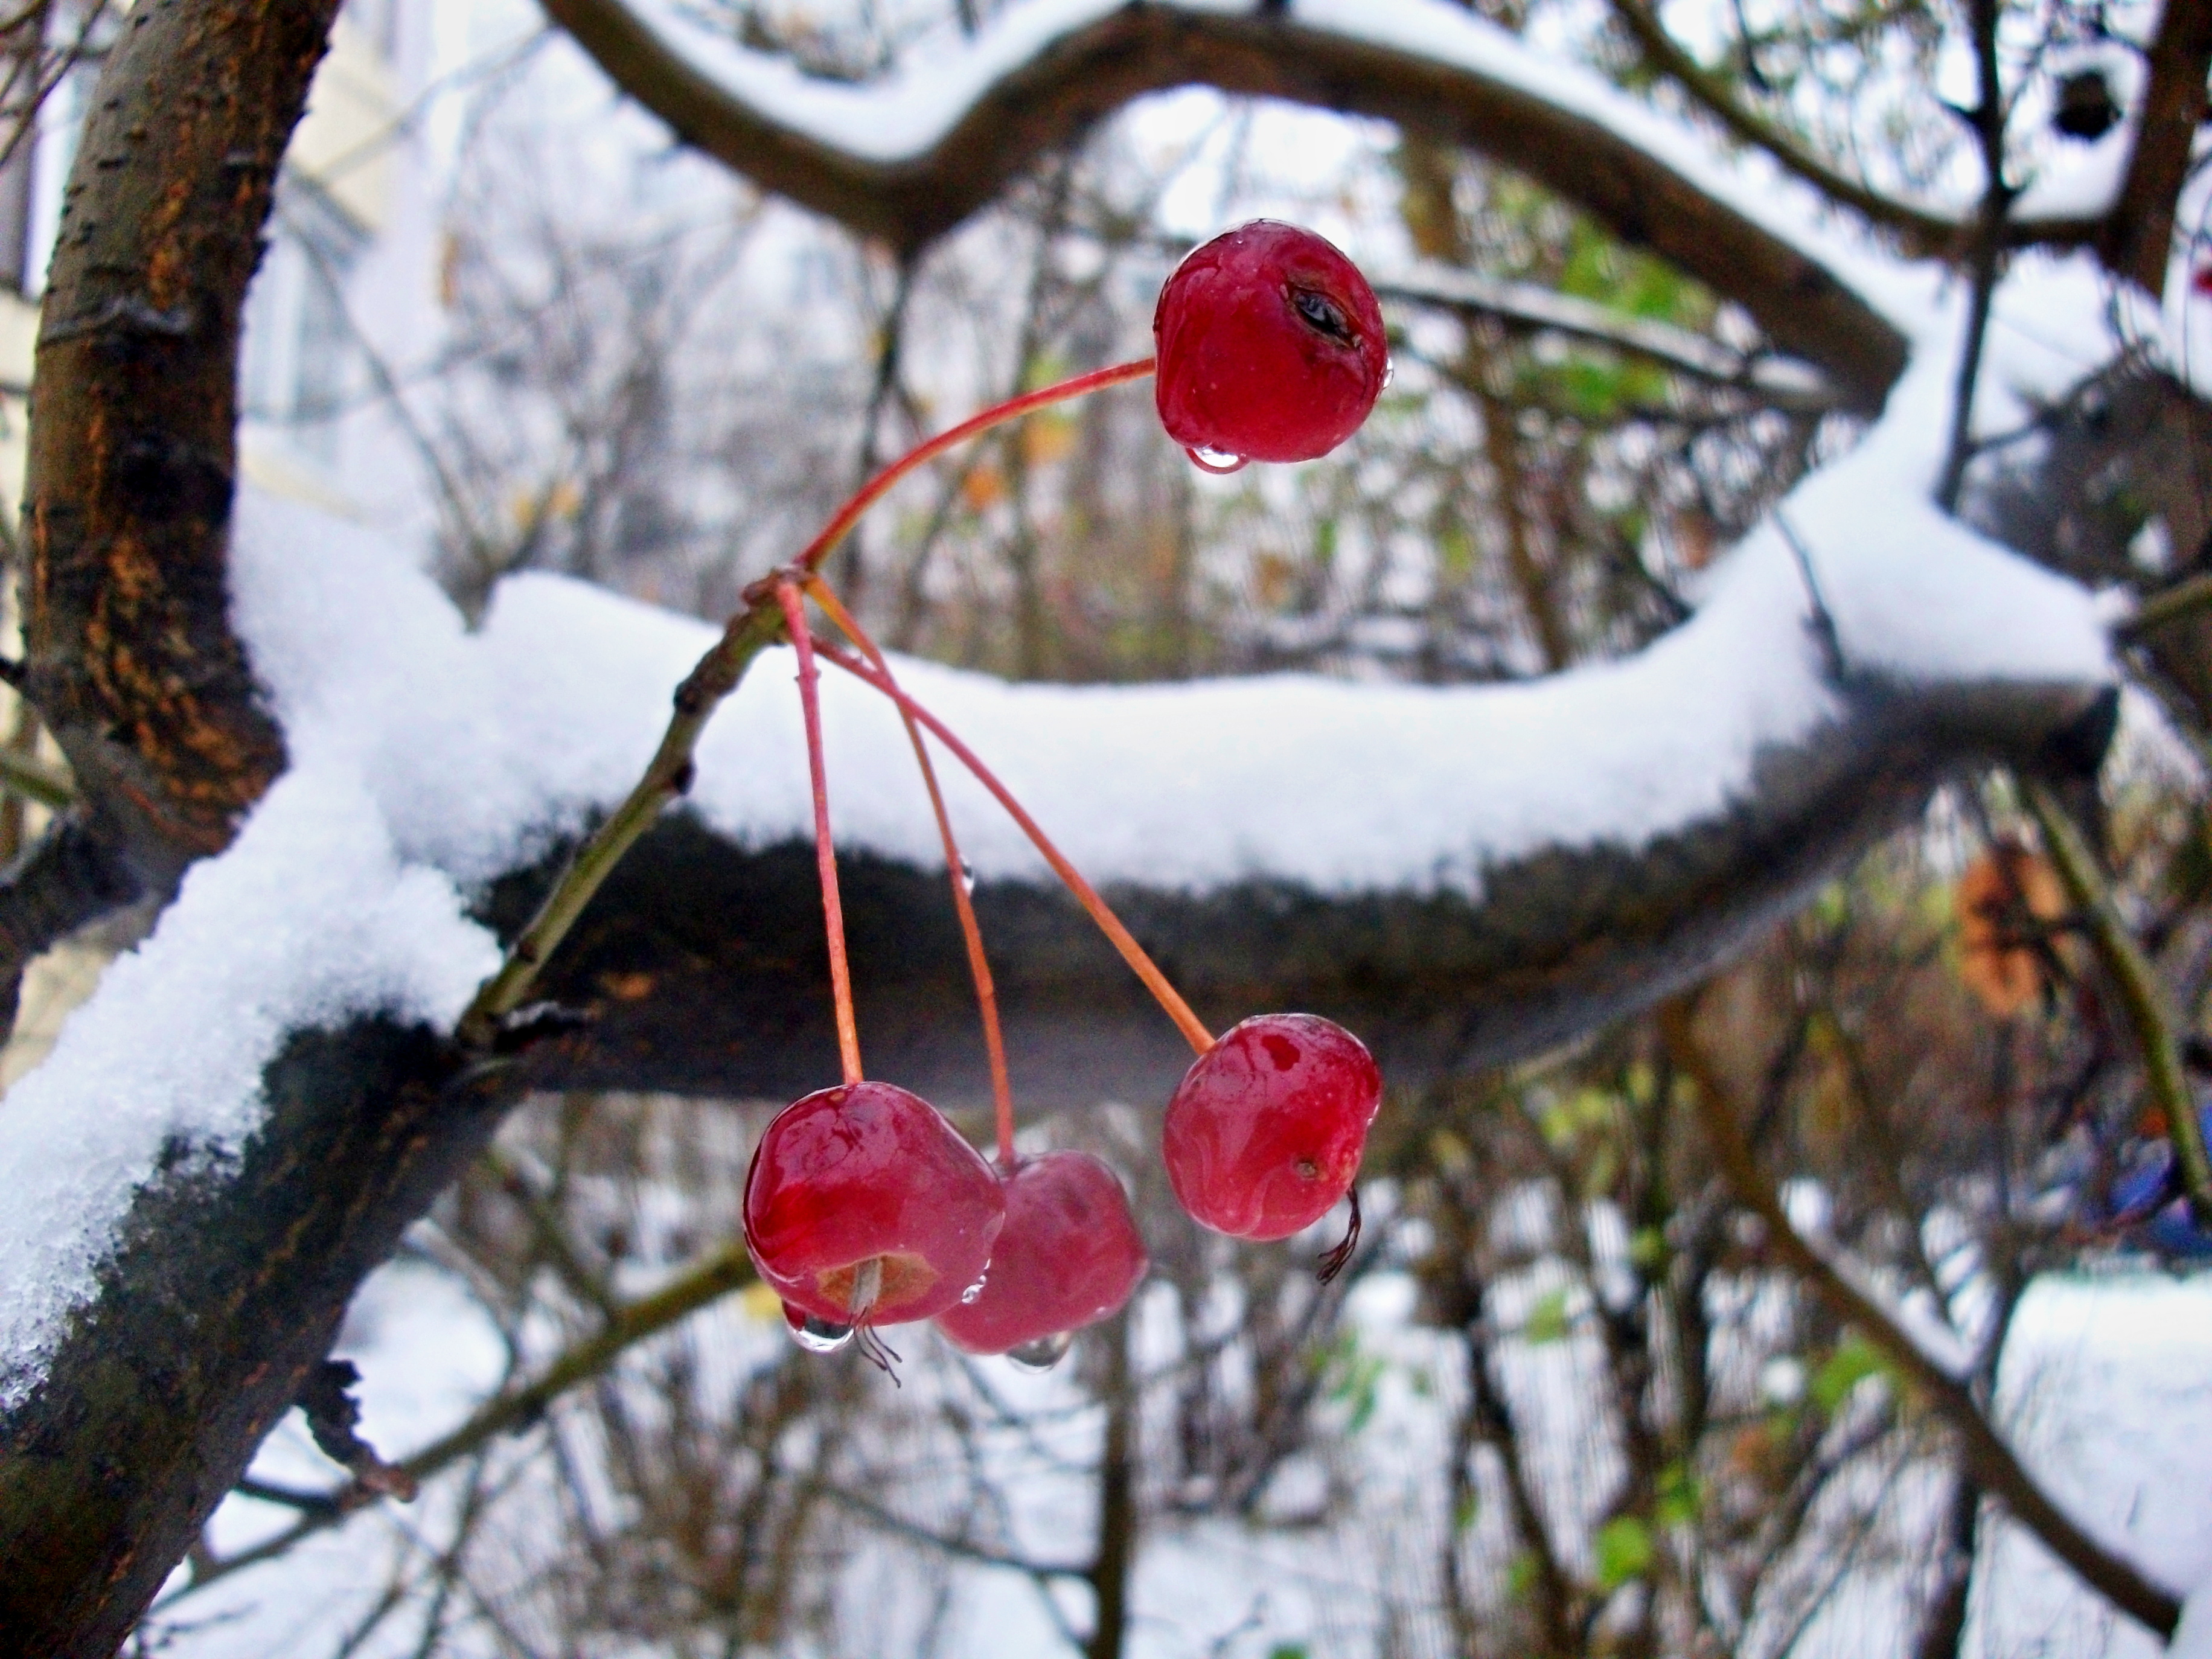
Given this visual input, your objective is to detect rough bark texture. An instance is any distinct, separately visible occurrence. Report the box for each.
[541,0,1912,413]
[0,1028,511,1659]
[21,0,315,895]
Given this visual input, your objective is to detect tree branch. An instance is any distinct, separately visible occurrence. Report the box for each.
[22,0,322,896]
[1604,0,1976,256]
[470,669,2115,1111]
[2024,775,2212,1225]
[538,0,1911,412]
[1376,260,1842,412]
[2099,0,2212,295]
[0,815,137,1029]
[1662,998,2183,1641]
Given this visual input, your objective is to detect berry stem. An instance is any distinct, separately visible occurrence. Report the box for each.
[813,638,1216,1058]
[804,576,1018,1167]
[456,602,784,1047]
[458,359,1156,1049]
[776,579,864,1087]
[793,358,1156,579]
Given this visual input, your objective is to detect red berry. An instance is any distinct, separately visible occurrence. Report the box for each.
[933,1151,1149,1364]
[1162,1014,1382,1241]
[1152,220,1388,467]
[744,1080,1005,1329]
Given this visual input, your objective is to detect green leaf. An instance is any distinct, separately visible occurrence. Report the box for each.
[1593,1515,1654,1590]
[1322,1330,1387,1433]
[1811,1333,1886,1415]
[1524,1287,1573,1345]
[1654,1461,1701,1528]
[1628,1227,1669,1276]
[1453,1488,1482,1533]
[1506,1550,1543,1602]
[1267,1646,1311,1659]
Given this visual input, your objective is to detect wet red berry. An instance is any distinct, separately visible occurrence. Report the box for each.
[1152,220,1387,467]
[1162,1013,1382,1241]
[934,1151,1149,1364]
[744,1080,1005,1328]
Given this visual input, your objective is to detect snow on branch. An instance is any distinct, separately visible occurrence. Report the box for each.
[543,0,1930,410]
[0,272,2118,1421]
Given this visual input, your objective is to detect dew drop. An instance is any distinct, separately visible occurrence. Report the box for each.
[1186,446,1249,475]
[960,1271,988,1305]
[1382,356,1396,389]
[1006,1331,1075,1372]
[785,1305,855,1353]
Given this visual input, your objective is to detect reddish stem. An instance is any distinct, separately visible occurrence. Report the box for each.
[805,577,1019,1167]
[775,580,863,1087]
[793,358,1156,578]
[813,639,1216,1059]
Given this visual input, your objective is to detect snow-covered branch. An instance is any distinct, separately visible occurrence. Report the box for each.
[542,0,1920,410]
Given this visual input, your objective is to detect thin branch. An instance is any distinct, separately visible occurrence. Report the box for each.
[457,360,1156,1044]
[815,1482,1090,1580]
[2024,776,2212,1225]
[540,0,1911,410]
[0,814,135,1028]
[165,1244,758,1602]
[1934,0,2015,513]
[2120,567,2212,636]
[1604,0,1978,255]
[1662,997,2183,1640]
[2100,0,2212,293]
[0,740,72,811]
[1376,262,1841,413]
[455,599,784,1045]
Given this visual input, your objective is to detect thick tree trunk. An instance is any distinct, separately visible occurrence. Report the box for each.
[23,0,308,892]
[0,2,337,1652]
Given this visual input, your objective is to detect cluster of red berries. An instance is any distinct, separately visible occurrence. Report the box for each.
[743,223,1390,1372]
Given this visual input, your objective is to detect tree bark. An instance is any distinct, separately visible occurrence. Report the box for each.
[22,0,313,898]
[487,676,2114,1112]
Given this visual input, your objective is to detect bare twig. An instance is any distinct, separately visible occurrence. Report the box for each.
[1376,262,1841,413]
[1605,0,1976,255]
[165,1243,758,1601]
[2121,568,2212,637]
[1663,996,2183,1639]
[456,361,1156,1046]
[0,740,71,811]
[2024,776,2212,1226]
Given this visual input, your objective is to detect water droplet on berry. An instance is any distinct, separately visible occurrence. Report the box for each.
[1382,357,1396,389]
[784,1304,855,1353]
[961,1271,988,1305]
[1006,1331,1075,1372]
[960,859,977,896]
[1186,445,1248,474]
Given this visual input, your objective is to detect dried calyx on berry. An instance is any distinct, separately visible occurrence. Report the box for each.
[933,1150,1149,1369]
[1153,220,1388,471]
[1163,1013,1381,1261]
[744,1081,1006,1347]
